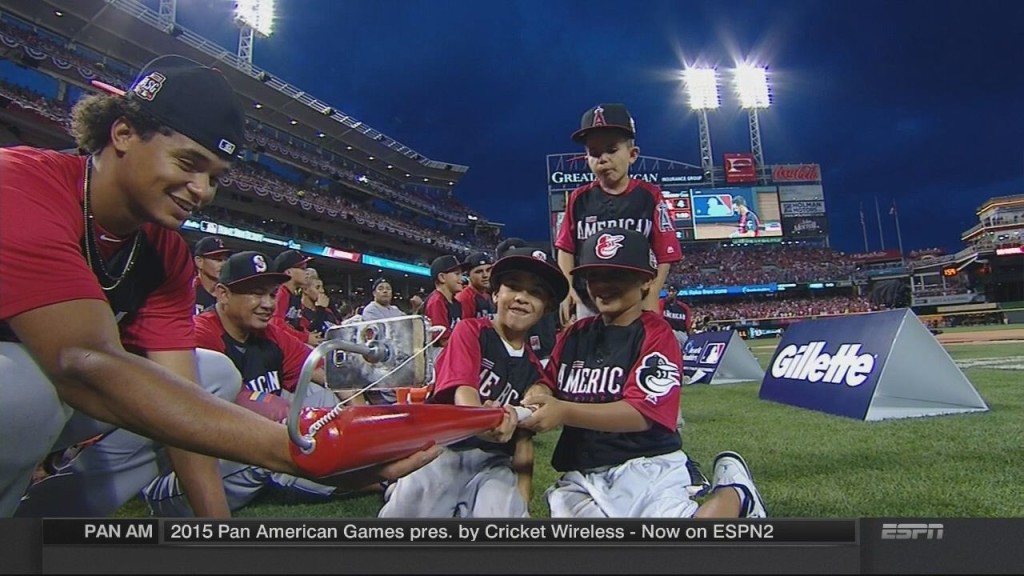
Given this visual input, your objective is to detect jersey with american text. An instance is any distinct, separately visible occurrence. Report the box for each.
[432,317,547,454]
[660,299,693,333]
[543,312,683,472]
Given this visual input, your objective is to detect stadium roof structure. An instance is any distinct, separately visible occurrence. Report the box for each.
[4,0,469,188]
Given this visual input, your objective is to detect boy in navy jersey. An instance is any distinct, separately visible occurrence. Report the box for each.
[379,248,569,517]
[522,228,767,519]
[554,104,682,324]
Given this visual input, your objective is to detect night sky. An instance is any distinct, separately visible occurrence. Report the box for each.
[162,0,1024,254]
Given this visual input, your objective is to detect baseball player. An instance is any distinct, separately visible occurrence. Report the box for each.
[555,103,682,325]
[496,238,559,366]
[0,55,439,517]
[660,285,694,348]
[423,254,467,347]
[379,247,569,517]
[456,252,496,320]
[521,228,767,519]
[271,250,324,346]
[192,236,232,315]
[731,195,762,238]
[143,251,354,516]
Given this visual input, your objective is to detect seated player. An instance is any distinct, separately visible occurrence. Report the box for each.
[378,247,569,518]
[521,228,767,519]
[143,251,360,516]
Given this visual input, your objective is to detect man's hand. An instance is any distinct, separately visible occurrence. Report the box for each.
[559,292,578,327]
[307,331,324,346]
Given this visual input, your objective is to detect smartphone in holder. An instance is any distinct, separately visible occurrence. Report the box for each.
[322,314,436,392]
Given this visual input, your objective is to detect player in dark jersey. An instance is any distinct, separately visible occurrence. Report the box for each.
[423,255,467,347]
[496,237,559,365]
[271,250,323,346]
[522,228,767,518]
[660,285,694,346]
[380,248,569,517]
[555,103,682,325]
[192,236,232,315]
[456,252,495,320]
[731,195,762,238]
[144,251,353,516]
[0,55,438,517]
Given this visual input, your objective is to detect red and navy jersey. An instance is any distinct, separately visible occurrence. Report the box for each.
[527,310,559,361]
[195,309,311,394]
[456,285,495,320]
[272,284,308,341]
[738,210,761,236]
[424,289,462,346]
[432,317,548,454]
[543,312,683,472]
[660,299,693,333]
[555,179,682,302]
[194,277,216,316]
[0,147,195,352]
[301,303,329,335]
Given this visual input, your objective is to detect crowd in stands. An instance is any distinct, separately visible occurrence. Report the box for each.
[692,295,876,323]
[0,17,486,252]
[670,244,858,287]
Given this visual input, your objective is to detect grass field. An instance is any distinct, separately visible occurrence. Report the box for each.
[117,332,1024,519]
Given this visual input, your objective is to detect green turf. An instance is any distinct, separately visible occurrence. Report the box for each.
[115,339,1024,519]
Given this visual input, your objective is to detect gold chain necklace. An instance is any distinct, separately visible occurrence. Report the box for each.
[82,157,142,291]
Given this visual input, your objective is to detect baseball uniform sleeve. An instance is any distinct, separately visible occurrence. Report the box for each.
[268,321,313,393]
[455,287,477,320]
[424,292,452,346]
[193,311,227,354]
[648,185,683,264]
[0,149,107,320]
[620,313,682,431]
[554,187,582,254]
[431,319,483,402]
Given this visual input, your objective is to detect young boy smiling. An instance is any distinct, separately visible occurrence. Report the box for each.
[379,248,569,518]
[522,228,767,519]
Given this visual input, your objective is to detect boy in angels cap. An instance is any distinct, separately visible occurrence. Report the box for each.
[521,228,767,519]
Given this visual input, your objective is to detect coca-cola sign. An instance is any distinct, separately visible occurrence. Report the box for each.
[772,164,820,183]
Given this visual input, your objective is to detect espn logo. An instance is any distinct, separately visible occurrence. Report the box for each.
[880,523,944,540]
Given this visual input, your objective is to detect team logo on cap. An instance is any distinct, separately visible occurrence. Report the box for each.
[132,72,167,101]
[252,254,267,273]
[594,233,625,260]
[592,106,607,127]
[531,250,548,261]
[635,352,680,403]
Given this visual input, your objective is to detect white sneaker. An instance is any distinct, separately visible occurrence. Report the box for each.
[711,451,767,518]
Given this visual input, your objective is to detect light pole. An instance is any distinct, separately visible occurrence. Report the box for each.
[682,67,720,186]
[233,0,276,70]
[734,65,771,179]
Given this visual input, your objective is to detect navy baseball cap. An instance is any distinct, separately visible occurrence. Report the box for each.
[462,251,494,270]
[92,55,245,161]
[491,247,569,305]
[495,237,528,259]
[573,227,657,278]
[272,249,313,273]
[571,103,636,143]
[218,251,290,288]
[194,236,232,258]
[430,255,468,282]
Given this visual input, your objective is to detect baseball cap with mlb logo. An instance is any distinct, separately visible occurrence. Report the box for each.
[573,227,657,278]
[91,55,245,161]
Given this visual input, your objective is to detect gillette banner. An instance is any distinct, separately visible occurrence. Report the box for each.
[683,331,764,385]
[758,310,989,420]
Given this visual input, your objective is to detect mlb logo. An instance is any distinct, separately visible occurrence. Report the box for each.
[700,343,725,365]
[530,335,541,351]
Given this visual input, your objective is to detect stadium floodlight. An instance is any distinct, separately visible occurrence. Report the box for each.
[682,68,720,110]
[682,67,719,184]
[234,0,275,37]
[733,64,771,174]
[734,65,771,109]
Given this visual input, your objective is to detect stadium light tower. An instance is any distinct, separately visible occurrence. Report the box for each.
[734,65,771,175]
[682,67,720,185]
[233,0,276,70]
[158,0,177,31]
